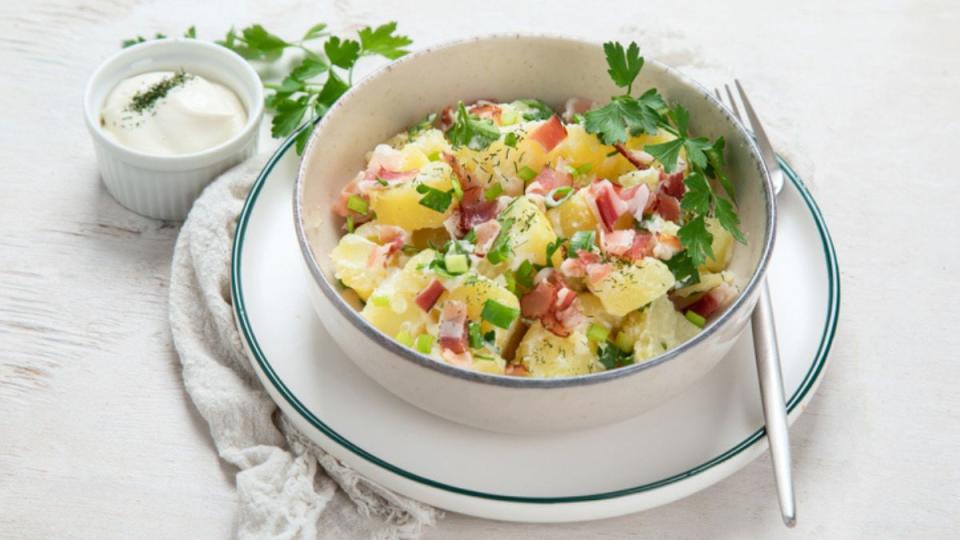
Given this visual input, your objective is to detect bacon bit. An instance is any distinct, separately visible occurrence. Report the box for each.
[373,167,418,182]
[534,267,555,285]
[378,225,409,245]
[367,242,398,269]
[415,279,446,312]
[624,231,654,261]
[540,311,571,337]
[660,169,686,198]
[654,191,681,222]
[438,105,455,131]
[529,115,568,152]
[622,184,651,221]
[591,180,629,231]
[438,300,468,353]
[365,144,404,178]
[689,283,738,319]
[602,229,636,257]
[333,175,368,220]
[442,152,478,189]
[525,165,573,196]
[555,299,585,330]
[555,287,577,311]
[442,348,473,367]
[653,233,682,260]
[586,262,613,285]
[459,187,499,234]
[563,97,594,122]
[578,250,602,265]
[505,363,529,376]
[469,103,502,124]
[614,143,655,170]
[559,257,586,279]
[521,281,557,319]
[472,219,501,256]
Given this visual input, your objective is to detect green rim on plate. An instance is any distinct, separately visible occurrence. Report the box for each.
[230,122,840,504]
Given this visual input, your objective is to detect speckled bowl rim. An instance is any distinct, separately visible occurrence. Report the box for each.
[293,34,776,389]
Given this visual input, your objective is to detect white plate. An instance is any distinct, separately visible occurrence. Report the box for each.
[232,129,839,522]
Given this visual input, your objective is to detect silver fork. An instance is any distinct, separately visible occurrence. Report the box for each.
[716,81,795,527]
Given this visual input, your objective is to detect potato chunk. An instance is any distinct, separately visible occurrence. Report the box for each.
[330,234,390,300]
[587,258,675,317]
[444,275,521,349]
[360,250,436,338]
[499,196,561,269]
[515,322,602,377]
[617,295,700,362]
[369,161,453,231]
[546,189,598,239]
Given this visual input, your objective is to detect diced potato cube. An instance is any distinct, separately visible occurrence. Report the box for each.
[617,295,700,362]
[453,125,547,193]
[587,258,675,317]
[546,189,598,238]
[700,217,735,272]
[674,271,733,297]
[515,322,602,377]
[469,353,507,375]
[361,250,436,337]
[499,196,561,269]
[444,275,521,349]
[617,168,660,190]
[406,128,451,159]
[578,292,623,330]
[331,234,391,300]
[370,161,453,231]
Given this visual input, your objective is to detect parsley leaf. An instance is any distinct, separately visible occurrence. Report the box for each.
[704,137,736,200]
[679,171,712,215]
[270,95,310,138]
[446,101,500,150]
[315,70,349,106]
[715,197,747,244]
[678,214,714,266]
[302,23,328,41]
[239,24,289,60]
[515,99,555,121]
[664,251,701,286]
[603,41,644,95]
[324,36,361,69]
[416,184,453,213]
[583,96,660,145]
[358,22,412,59]
[598,341,634,369]
[644,138,685,172]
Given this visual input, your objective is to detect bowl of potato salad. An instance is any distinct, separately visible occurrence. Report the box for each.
[295,35,775,433]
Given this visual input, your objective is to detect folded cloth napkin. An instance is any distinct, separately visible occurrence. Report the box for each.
[168,153,439,540]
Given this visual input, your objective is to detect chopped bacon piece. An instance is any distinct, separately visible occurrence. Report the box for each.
[505,363,529,376]
[459,187,499,234]
[438,105,455,131]
[578,250,602,265]
[602,229,636,257]
[534,267,555,285]
[660,169,686,198]
[520,281,557,319]
[555,287,577,311]
[591,180,629,231]
[540,311,571,337]
[415,279,446,312]
[654,191,681,222]
[622,184,651,221]
[442,348,473,367]
[373,167,418,182]
[378,225,409,245]
[624,230,654,261]
[333,175,367,219]
[563,97,594,122]
[586,262,613,285]
[559,257,586,279]
[469,103,502,123]
[438,300,468,353]
[529,115,568,152]
[555,300,585,330]
[365,144,404,177]
[473,219,502,256]
[614,143,655,170]
[653,233,682,260]
[689,283,739,319]
[525,165,573,196]
[442,152,478,189]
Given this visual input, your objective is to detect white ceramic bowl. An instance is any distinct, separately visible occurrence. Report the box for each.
[295,35,775,433]
[83,38,263,220]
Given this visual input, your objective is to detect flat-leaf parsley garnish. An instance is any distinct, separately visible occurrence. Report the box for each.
[446,101,501,150]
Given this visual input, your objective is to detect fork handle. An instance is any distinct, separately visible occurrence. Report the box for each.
[751,279,797,527]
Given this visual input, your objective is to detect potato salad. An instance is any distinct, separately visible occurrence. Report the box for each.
[328,42,746,377]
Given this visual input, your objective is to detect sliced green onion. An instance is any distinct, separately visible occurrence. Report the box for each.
[503,131,518,147]
[501,109,520,126]
[481,300,519,329]
[569,230,595,255]
[504,270,517,294]
[685,310,706,328]
[427,151,441,162]
[484,182,503,201]
[444,253,469,274]
[416,184,453,213]
[468,321,483,349]
[544,238,564,268]
[345,216,355,233]
[515,260,535,288]
[545,186,574,208]
[375,177,389,186]
[396,330,414,347]
[451,176,464,200]
[614,331,634,353]
[346,195,368,215]
[370,295,389,307]
[587,323,610,343]
[486,219,513,265]
[518,166,538,183]
[574,163,593,175]
[415,333,435,354]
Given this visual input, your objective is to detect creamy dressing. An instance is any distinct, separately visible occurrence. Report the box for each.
[100,71,246,156]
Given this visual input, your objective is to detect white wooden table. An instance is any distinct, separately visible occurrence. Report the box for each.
[2,0,958,538]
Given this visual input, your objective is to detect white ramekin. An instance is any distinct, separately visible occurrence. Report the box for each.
[83,38,263,220]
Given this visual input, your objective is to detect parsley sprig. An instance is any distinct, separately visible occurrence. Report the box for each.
[446,102,500,150]
[585,41,748,277]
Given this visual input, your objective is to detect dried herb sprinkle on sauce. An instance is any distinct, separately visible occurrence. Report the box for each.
[126,70,193,113]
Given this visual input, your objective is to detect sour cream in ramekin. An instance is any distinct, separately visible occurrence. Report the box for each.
[100,70,247,156]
